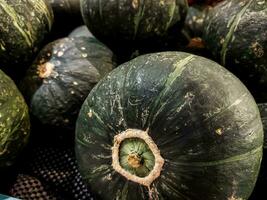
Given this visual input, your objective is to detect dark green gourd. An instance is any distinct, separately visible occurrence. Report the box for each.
[75,52,263,200]
[0,70,30,169]
[203,0,267,102]
[0,0,53,69]
[20,37,116,131]
[80,0,188,61]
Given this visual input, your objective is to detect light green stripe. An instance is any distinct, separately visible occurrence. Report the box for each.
[220,0,253,66]
[0,1,32,47]
[165,1,176,31]
[133,1,145,39]
[164,55,195,94]
[149,55,195,125]
[171,146,262,167]
[30,0,53,30]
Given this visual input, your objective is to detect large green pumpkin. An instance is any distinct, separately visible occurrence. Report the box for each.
[80,0,188,61]
[0,70,30,169]
[203,0,267,102]
[75,52,263,200]
[20,36,116,131]
[0,0,53,69]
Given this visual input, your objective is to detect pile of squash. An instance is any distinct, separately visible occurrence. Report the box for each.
[0,0,266,199]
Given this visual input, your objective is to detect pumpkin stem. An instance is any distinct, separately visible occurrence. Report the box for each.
[127,153,142,168]
[111,129,164,188]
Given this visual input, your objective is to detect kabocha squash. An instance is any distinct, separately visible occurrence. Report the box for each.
[0,70,30,169]
[203,0,267,102]
[75,52,263,200]
[258,104,267,149]
[20,37,116,131]
[68,25,94,38]
[80,0,188,61]
[0,0,53,69]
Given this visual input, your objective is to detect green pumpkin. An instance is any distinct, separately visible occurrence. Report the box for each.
[80,0,188,61]
[20,36,116,131]
[75,52,263,200]
[0,70,30,169]
[0,0,53,69]
[203,0,267,102]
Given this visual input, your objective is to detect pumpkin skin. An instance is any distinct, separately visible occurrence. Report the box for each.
[0,0,53,69]
[203,0,267,102]
[0,70,30,169]
[68,25,94,38]
[20,37,116,131]
[75,52,263,200]
[80,0,188,62]
[258,104,267,149]
[184,5,211,38]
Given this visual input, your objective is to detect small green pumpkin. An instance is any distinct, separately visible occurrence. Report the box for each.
[20,36,116,131]
[80,0,188,61]
[0,0,53,68]
[203,0,267,102]
[0,70,30,169]
[76,52,263,200]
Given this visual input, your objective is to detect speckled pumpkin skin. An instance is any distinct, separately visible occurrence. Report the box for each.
[76,52,263,200]
[203,0,267,102]
[20,37,116,130]
[0,70,30,169]
[0,0,53,68]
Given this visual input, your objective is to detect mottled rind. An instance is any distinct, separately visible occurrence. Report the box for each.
[0,0,53,68]
[80,0,188,61]
[0,70,30,169]
[75,52,263,200]
[203,0,267,102]
[20,36,116,130]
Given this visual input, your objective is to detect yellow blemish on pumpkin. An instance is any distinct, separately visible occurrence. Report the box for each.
[250,41,264,58]
[215,128,223,135]
[88,109,93,118]
[132,0,139,9]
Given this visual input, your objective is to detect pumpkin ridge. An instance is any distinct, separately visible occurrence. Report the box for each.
[220,0,253,65]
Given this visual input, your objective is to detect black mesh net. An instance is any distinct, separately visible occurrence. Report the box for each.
[1,141,93,200]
